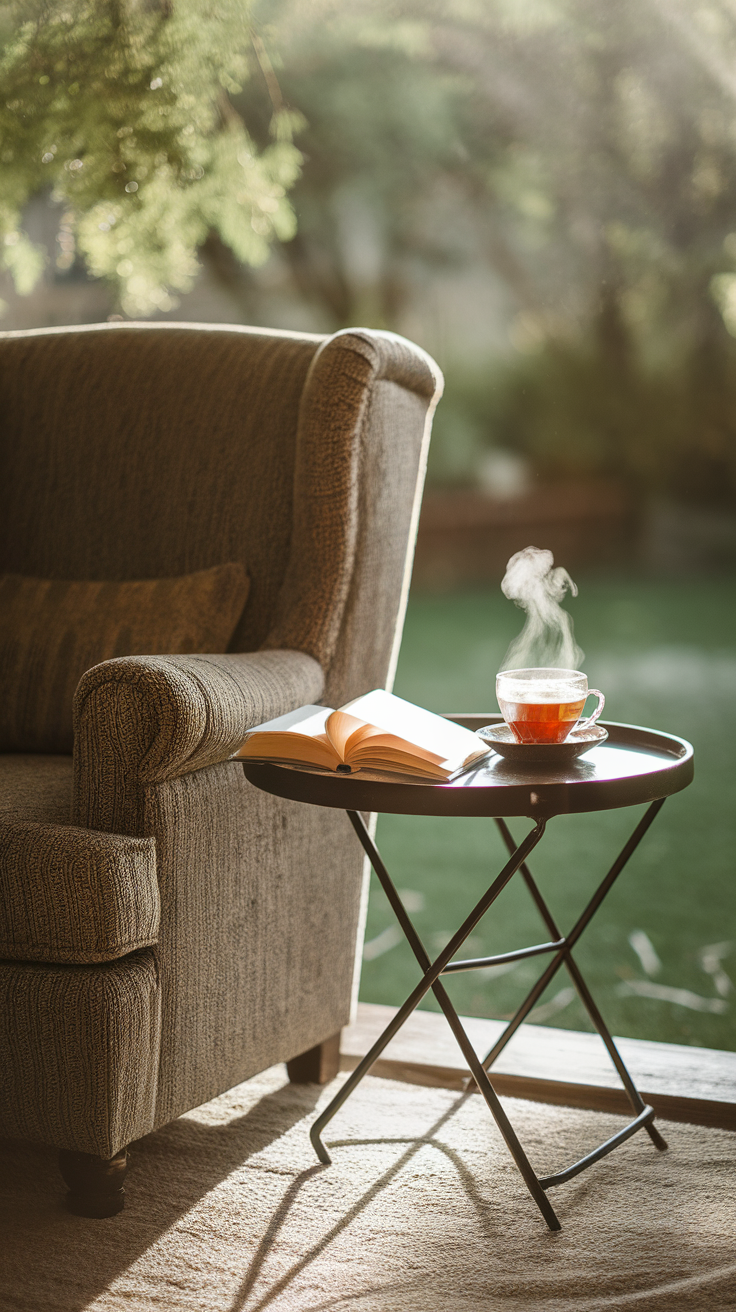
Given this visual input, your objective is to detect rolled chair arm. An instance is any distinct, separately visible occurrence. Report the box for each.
[72,649,324,833]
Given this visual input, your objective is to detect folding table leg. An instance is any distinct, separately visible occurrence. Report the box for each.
[310,812,561,1229]
[311,800,669,1223]
[484,805,669,1166]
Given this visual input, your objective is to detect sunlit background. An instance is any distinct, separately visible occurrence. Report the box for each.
[2,0,734,1048]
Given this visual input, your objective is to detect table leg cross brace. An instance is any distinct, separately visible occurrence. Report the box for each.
[309,800,667,1231]
[310,813,560,1229]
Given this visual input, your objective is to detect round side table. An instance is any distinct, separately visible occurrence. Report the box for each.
[243,715,694,1231]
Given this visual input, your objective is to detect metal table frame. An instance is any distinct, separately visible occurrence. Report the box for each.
[243,717,694,1232]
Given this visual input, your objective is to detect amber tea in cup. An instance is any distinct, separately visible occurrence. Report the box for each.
[496,668,605,745]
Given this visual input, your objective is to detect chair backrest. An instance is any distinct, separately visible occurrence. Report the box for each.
[0,322,442,699]
[0,322,320,653]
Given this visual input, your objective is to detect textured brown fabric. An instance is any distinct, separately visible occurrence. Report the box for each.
[0,950,160,1156]
[0,323,321,653]
[265,329,442,680]
[72,648,324,834]
[145,765,366,1128]
[0,816,158,964]
[0,321,443,1159]
[0,752,72,824]
[0,753,158,963]
[324,376,440,707]
[0,564,249,753]
[0,324,442,680]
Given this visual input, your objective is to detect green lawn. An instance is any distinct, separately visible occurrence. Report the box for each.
[358,575,736,1051]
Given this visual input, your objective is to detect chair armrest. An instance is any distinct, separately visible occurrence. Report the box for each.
[0,818,158,963]
[72,649,324,833]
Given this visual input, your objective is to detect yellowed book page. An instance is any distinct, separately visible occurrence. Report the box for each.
[235,706,341,769]
[324,710,369,760]
[352,750,449,778]
[338,690,488,772]
[237,730,339,770]
[348,728,446,768]
[327,709,445,768]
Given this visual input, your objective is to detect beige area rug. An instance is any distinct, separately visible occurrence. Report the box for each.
[1,1069,735,1312]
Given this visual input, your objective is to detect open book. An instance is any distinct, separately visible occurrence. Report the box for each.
[235,689,489,781]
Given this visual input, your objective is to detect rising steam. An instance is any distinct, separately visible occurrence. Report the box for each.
[500,546,584,671]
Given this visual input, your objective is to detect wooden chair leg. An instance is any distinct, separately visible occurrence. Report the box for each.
[58,1147,128,1218]
[286,1030,341,1084]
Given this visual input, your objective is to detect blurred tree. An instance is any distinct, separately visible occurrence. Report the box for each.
[235,1,484,328]
[425,0,736,503]
[0,0,301,314]
[244,0,736,350]
[5,0,736,503]
[237,0,736,502]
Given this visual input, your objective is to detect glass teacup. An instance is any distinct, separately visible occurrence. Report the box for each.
[496,667,605,745]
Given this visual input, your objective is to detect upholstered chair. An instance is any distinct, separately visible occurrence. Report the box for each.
[0,322,442,1215]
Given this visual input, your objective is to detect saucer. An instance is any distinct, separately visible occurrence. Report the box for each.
[476,723,608,764]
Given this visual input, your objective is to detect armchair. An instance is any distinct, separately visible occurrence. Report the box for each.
[0,321,442,1214]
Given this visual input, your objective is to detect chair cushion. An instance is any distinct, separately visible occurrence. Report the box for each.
[0,754,159,964]
[0,563,249,753]
[0,752,72,824]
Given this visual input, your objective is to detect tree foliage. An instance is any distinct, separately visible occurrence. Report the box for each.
[0,0,301,313]
[5,0,736,502]
[241,0,736,503]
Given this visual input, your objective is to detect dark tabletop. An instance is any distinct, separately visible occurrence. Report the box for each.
[241,715,694,820]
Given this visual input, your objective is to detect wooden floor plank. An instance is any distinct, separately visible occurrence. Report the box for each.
[341,1003,736,1129]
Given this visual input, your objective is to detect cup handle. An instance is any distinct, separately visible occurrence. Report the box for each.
[577,689,605,733]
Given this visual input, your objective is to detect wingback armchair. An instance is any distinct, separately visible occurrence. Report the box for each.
[0,321,442,1215]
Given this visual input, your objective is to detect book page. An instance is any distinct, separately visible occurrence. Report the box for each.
[235,693,488,778]
[349,745,448,774]
[323,710,369,760]
[347,727,446,767]
[239,705,331,737]
[238,732,339,770]
[338,689,486,768]
[235,705,340,768]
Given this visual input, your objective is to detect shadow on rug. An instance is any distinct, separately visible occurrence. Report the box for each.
[1,1068,734,1312]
